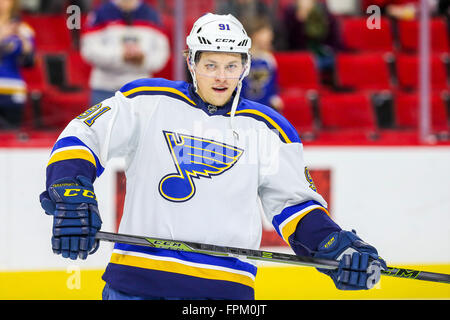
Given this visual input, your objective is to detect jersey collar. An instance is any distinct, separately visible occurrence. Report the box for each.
[188,84,241,116]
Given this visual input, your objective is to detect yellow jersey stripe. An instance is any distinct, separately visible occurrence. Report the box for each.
[0,87,26,95]
[121,86,196,106]
[233,109,292,143]
[110,253,255,288]
[47,149,97,167]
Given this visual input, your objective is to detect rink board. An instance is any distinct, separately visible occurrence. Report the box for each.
[1,147,448,300]
[1,264,449,300]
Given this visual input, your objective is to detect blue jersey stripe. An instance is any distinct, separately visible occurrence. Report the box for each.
[46,158,96,189]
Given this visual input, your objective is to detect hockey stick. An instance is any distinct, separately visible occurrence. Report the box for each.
[95,231,450,284]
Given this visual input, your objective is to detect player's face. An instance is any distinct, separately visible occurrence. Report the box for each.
[194,52,244,106]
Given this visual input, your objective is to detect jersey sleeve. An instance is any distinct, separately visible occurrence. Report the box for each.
[256,109,338,252]
[45,91,139,188]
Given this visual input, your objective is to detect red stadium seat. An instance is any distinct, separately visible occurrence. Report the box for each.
[21,54,48,128]
[395,53,449,90]
[22,14,73,52]
[394,91,449,133]
[274,52,320,92]
[67,51,92,89]
[340,16,394,52]
[319,92,377,132]
[397,18,449,53]
[21,53,46,93]
[23,52,91,128]
[40,87,90,129]
[154,54,174,80]
[336,53,392,90]
[280,92,315,135]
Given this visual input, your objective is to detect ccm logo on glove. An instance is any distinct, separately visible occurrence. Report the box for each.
[63,188,96,199]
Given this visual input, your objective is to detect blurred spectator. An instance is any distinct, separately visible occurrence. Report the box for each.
[438,0,449,21]
[283,0,340,83]
[362,0,419,20]
[438,0,449,15]
[215,0,287,50]
[241,18,283,112]
[81,0,170,105]
[363,1,447,19]
[0,0,35,129]
[325,0,361,15]
[216,0,271,22]
[37,0,92,13]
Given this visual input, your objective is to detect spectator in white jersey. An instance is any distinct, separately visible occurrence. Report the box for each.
[80,0,170,105]
[40,13,386,300]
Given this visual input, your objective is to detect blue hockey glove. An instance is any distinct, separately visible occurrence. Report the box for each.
[39,176,102,260]
[313,230,387,290]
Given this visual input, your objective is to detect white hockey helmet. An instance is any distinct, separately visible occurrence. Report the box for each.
[186,13,252,140]
[186,13,252,84]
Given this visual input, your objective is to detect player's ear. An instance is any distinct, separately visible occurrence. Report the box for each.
[186,56,193,73]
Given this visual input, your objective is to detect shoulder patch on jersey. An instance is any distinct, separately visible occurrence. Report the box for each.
[229,99,301,144]
[304,167,317,192]
[159,131,244,202]
[120,78,196,106]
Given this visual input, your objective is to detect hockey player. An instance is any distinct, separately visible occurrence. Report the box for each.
[40,13,386,300]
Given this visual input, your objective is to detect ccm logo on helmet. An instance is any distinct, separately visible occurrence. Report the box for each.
[215,38,235,43]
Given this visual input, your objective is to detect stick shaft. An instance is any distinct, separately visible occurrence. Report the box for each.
[95,231,338,269]
[95,231,450,284]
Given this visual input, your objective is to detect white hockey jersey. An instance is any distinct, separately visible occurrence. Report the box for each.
[46,78,329,299]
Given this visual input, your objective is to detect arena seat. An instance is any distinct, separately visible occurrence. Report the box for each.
[22,52,90,129]
[394,91,449,133]
[21,53,48,128]
[395,53,449,91]
[318,92,377,132]
[340,16,394,52]
[67,51,92,89]
[22,14,73,52]
[397,18,449,53]
[153,54,173,80]
[274,52,321,92]
[280,92,315,136]
[335,53,392,91]
[40,87,90,129]
[21,53,46,93]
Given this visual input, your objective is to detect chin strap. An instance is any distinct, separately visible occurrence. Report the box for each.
[230,80,242,141]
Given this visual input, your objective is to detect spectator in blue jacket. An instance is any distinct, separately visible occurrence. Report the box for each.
[242,18,283,112]
[0,0,35,129]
